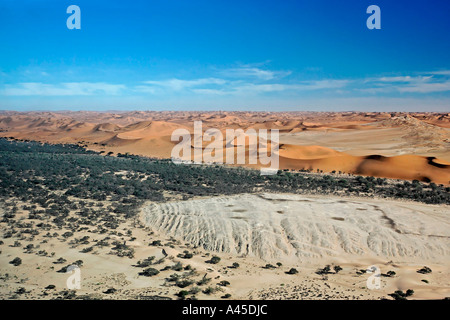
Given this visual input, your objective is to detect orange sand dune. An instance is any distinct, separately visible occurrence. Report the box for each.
[279,144,342,160]
[280,154,450,185]
[94,123,122,132]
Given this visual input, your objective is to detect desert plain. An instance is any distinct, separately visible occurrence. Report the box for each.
[0,110,449,300]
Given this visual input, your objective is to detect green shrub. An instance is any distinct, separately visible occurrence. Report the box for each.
[417,266,432,274]
[286,268,298,275]
[9,257,22,266]
[207,256,221,264]
[139,267,160,277]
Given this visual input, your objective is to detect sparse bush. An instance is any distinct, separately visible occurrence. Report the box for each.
[316,265,331,275]
[139,267,160,277]
[189,287,200,295]
[197,274,212,286]
[9,257,22,266]
[150,240,162,246]
[202,286,218,295]
[417,266,432,274]
[207,256,221,264]
[388,289,414,300]
[54,257,67,264]
[103,288,117,294]
[176,290,189,300]
[176,279,194,288]
[333,265,343,274]
[135,256,155,268]
[286,268,298,275]
[177,250,194,259]
[172,262,183,271]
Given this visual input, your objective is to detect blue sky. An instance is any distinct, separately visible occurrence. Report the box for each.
[1,0,449,111]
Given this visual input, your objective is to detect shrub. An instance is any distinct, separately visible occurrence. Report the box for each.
[176,279,194,288]
[150,240,162,246]
[9,257,22,266]
[53,257,67,264]
[333,265,343,274]
[103,288,117,294]
[81,246,93,253]
[417,266,432,274]
[177,250,194,259]
[385,271,396,277]
[139,267,160,277]
[177,290,189,300]
[172,262,183,271]
[135,256,155,268]
[207,256,221,264]
[388,289,414,300]
[202,286,218,295]
[286,268,298,275]
[189,287,200,295]
[316,265,331,275]
[197,274,212,286]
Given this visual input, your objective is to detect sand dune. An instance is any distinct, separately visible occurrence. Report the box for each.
[279,154,450,185]
[279,144,342,159]
[0,111,449,184]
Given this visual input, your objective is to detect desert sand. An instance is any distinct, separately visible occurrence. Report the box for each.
[1,111,449,184]
[1,192,448,300]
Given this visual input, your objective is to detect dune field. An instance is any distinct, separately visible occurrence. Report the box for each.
[0,111,449,184]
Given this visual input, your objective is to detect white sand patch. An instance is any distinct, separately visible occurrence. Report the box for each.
[142,193,450,263]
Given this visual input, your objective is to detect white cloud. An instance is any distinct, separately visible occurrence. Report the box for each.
[3,69,450,100]
[1,82,126,96]
[397,80,450,93]
[363,73,450,93]
[234,80,349,94]
[376,76,415,82]
[221,66,291,80]
[428,70,450,75]
[190,79,348,96]
[191,88,228,95]
[141,78,226,91]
